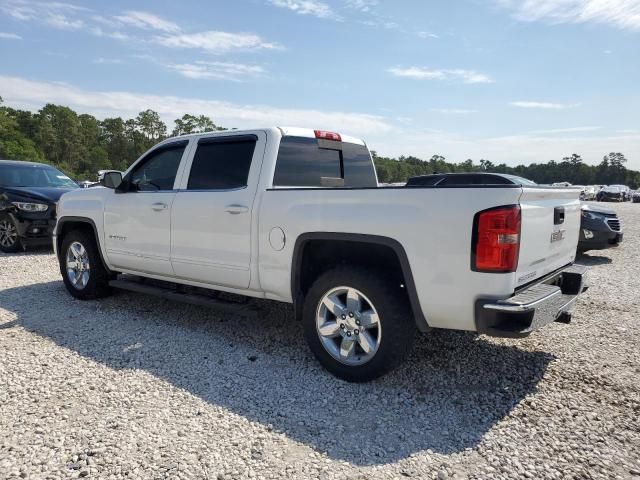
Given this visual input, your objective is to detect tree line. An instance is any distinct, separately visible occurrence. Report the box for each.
[0,97,226,179]
[374,152,639,188]
[1,97,638,188]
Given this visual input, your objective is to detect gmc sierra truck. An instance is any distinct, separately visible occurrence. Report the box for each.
[54,127,587,381]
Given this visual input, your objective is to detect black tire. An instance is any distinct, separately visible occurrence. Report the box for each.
[0,214,22,253]
[302,266,416,382]
[60,229,112,300]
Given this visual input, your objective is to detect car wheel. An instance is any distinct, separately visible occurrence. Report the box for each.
[0,214,21,253]
[302,266,416,382]
[60,229,112,300]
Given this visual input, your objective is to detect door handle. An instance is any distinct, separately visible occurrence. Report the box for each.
[225,204,249,215]
[151,202,168,211]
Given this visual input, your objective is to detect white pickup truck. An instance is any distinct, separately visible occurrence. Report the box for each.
[54,127,587,381]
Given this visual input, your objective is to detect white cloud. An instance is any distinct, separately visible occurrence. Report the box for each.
[0,31,21,39]
[92,57,125,65]
[388,67,494,84]
[417,31,439,38]
[268,0,335,18]
[496,0,640,30]
[45,12,83,29]
[510,101,580,109]
[166,61,265,81]
[431,108,479,114]
[89,27,130,40]
[526,126,601,134]
[114,10,180,33]
[346,0,379,12]
[0,0,88,30]
[378,128,640,170]
[0,75,392,137]
[0,2,282,53]
[154,31,283,53]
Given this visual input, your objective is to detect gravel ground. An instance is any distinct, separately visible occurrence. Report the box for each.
[1,202,639,480]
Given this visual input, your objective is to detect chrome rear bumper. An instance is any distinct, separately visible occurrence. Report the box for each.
[476,264,588,338]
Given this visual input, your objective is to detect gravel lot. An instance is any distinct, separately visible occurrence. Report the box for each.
[1,202,639,480]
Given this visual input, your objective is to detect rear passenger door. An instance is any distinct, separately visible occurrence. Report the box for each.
[170,132,266,288]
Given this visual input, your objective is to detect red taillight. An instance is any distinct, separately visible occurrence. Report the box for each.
[314,130,342,141]
[472,205,521,272]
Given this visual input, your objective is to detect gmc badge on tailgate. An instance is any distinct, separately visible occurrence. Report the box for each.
[550,230,565,243]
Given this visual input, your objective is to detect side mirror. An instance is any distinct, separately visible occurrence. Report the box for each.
[101,171,123,189]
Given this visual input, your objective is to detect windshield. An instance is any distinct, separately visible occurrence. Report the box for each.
[0,164,78,188]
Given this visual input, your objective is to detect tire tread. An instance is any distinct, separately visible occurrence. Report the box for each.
[60,229,112,300]
[302,266,415,382]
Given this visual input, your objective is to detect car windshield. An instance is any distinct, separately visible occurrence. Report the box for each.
[0,164,78,188]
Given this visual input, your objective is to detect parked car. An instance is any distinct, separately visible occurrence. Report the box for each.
[632,191,640,203]
[581,185,598,201]
[597,186,624,202]
[54,127,588,381]
[0,160,78,252]
[578,204,623,253]
[611,185,632,201]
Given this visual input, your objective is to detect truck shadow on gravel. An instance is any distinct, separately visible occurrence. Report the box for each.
[4,280,555,466]
[576,252,613,266]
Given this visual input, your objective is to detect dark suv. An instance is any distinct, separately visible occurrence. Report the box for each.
[0,160,78,252]
[578,204,623,252]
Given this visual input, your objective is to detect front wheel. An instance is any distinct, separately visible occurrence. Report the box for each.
[0,215,21,253]
[60,230,112,299]
[302,266,416,382]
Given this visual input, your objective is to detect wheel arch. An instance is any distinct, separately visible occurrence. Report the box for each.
[291,232,429,332]
[55,216,111,273]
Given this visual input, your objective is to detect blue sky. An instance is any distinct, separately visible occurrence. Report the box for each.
[0,0,639,168]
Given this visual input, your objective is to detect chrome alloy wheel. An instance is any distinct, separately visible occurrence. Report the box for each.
[316,286,382,366]
[66,241,90,290]
[0,219,18,248]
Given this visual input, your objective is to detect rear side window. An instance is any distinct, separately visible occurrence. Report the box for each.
[187,137,256,190]
[342,142,378,187]
[273,136,376,188]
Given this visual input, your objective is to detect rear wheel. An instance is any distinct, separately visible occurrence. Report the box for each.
[302,266,415,382]
[0,215,21,253]
[60,230,112,299]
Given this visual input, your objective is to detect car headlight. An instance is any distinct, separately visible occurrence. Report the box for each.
[11,202,49,212]
[581,211,602,220]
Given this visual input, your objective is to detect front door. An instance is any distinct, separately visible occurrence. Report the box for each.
[171,133,265,288]
[104,142,188,276]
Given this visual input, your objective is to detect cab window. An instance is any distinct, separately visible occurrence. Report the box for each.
[128,144,186,191]
[187,136,257,190]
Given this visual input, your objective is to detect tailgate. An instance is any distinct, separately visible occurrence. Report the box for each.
[516,187,581,287]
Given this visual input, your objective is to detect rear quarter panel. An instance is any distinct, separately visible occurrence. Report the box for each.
[258,187,523,331]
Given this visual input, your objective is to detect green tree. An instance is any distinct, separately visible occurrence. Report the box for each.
[0,97,44,161]
[171,114,220,136]
[34,104,84,172]
[135,109,167,147]
[101,117,130,171]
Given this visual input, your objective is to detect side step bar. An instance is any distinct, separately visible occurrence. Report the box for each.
[109,277,259,318]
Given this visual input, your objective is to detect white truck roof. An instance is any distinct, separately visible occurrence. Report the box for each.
[157,127,366,147]
[277,127,366,146]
